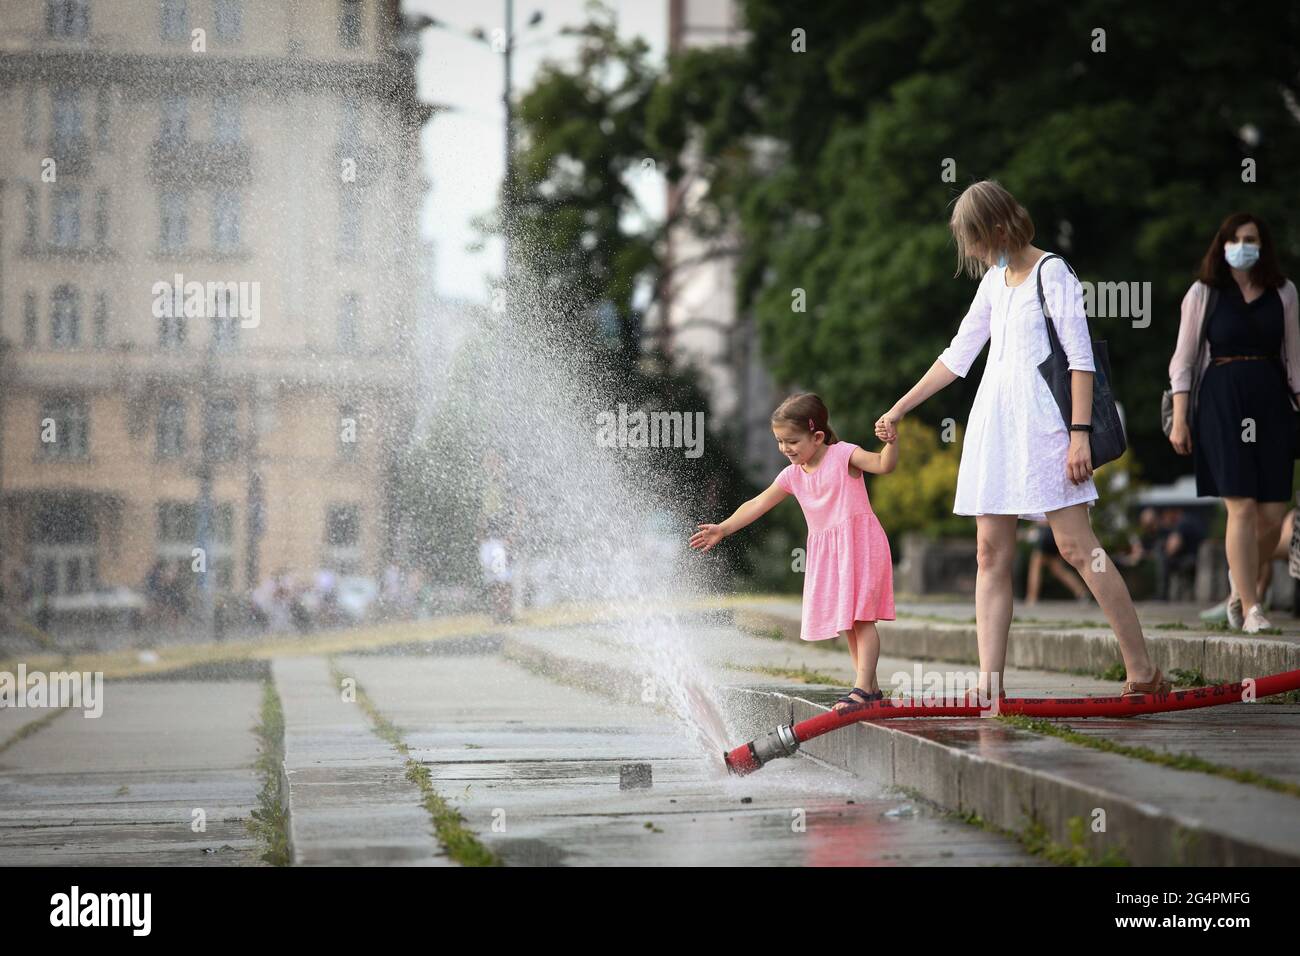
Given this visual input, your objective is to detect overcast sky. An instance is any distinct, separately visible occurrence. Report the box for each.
[406,0,668,304]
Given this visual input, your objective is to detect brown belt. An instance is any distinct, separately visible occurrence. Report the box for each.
[1211,355,1269,366]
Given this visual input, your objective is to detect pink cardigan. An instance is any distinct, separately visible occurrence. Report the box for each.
[1168,279,1300,398]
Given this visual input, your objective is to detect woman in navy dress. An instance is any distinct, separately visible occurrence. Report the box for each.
[1167,213,1300,633]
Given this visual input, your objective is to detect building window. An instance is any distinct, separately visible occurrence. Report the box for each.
[51,284,81,347]
[212,190,240,250]
[338,189,361,259]
[339,94,362,152]
[39,395,89,459]
[203,396,239,462]
[95,87,111,148]
[160,0,189,41]
[211,316,239,352]
[159,189,188,252]
[24,87,39,147]
[24,185,39,245]
[213,0,242,42]
[338,403,358,460]
[160,93,188,145]
[32,501,97,598]
[158,312,186,348]
[338,293,359,352]
[51,87,83,150]
[94,188,109,246]
[325,503,361,572]
[24,293,39,347]
[157,501,234,589]
[339,0,362,48]
[93,292,108,347]
[212,93,241,145]
[46,0,90,39]
[157,397,186,458]
[51,187,81,248]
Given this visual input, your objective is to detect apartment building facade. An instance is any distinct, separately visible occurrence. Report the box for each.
[0,0,430,607]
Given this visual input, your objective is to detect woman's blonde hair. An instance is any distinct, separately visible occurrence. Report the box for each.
[949,180,1035,279]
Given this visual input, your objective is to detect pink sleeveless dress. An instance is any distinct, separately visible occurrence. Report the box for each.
[775,440,896,640]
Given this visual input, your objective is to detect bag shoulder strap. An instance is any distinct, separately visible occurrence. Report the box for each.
[1190,283,1219,396]
[1035,253,1077,348]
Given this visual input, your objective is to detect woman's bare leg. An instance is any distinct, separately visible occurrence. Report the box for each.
[1026,549,1043,605]
[975,515,1019,694]
[1045,503,1157,683]
[1256,501,1289,600]
[1223,497,1261,609]
[1047,555,1089,598]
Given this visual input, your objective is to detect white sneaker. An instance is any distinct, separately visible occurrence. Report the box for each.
[1226,594,1244,630]
[1243,605,1272,634]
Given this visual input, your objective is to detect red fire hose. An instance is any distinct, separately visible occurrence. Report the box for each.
[723,669,1300,775]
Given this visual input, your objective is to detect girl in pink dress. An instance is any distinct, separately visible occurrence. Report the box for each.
[690,393,898,712]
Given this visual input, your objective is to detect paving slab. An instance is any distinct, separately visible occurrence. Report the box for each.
[271,655,453,866]
[0,681,263,866]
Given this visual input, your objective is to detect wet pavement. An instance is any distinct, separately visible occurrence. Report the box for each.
[333,651,1044,866]
[0,681,263,866]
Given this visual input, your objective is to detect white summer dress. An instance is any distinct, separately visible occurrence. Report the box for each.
[937,254,1098,521]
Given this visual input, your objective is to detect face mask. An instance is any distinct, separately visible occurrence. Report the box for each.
[1224,241,1260,270]
[996,251,1008,269]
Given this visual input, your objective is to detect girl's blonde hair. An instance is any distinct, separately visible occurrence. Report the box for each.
[771,393,838,444]
[949,180,1035,279]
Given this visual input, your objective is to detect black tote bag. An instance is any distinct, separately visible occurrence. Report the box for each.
[1035,255,1127,468]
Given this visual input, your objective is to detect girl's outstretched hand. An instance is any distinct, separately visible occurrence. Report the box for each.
[690,523,725,552]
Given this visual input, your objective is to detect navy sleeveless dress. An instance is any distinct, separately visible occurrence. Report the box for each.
[1192,283,1294,502]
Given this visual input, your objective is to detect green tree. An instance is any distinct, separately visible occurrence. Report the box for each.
[648,0,1300,488]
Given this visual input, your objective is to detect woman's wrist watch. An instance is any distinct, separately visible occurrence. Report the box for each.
[1070,423,1093,432]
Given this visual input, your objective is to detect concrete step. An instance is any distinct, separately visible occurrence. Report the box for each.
[506,626,1300,865]
[732,600,1300,682]
[271,656,455,866]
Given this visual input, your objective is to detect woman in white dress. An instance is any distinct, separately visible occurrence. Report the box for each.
[875,180,1169,699]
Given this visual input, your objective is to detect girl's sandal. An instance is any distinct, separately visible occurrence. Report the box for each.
[833,687,883,710]
[1120,668,1171,698]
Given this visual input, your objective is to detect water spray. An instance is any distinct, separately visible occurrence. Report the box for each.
[723,669,1300,775]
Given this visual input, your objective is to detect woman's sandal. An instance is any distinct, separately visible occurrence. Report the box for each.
[1120,667,1171,697]
[833,687,883,710]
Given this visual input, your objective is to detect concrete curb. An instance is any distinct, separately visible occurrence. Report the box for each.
[732,608,1300,683]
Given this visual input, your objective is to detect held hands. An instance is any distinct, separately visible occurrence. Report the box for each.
[1067,431,1094,485]
[690,523,726,553]
[875,409,902,443]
